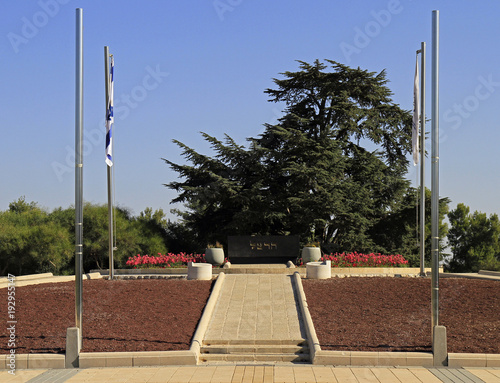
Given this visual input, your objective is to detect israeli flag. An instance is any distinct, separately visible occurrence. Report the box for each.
[412,55,420,166]
[105,55,114,167]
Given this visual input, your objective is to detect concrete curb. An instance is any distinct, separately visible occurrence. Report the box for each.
[0,272,102,289]
[1,353,65,370]
[448,353,500,367]
[479,270,500,277]
[78,350,196,368]
[313,350,434,366]
[190,272,226,363]
[92,266,446,277]
[0,272,53,282]
[292,271,321,363]
[441,272,500,281]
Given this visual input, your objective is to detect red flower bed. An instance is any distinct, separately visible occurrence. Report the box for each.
[125,252,206,268]
[321,252,409,267]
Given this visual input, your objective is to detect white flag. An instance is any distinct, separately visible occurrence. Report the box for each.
[412,55,420,166]
[105,55,114,167]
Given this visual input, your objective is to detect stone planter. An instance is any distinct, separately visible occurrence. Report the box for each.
[187,262,212,280]
[205,247,225,266]
[301,246,321,263]
[306,260,332,279]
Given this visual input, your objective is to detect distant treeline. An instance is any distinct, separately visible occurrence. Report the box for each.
[0,197,180,276]
[1,195,498,276]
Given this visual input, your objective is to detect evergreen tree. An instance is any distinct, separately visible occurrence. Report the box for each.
[165,60,416,252]
[447,203,500,272]
[370,187,450,266]
[166,133,266,249]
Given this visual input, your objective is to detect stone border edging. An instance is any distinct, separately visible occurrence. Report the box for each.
[93,267,442,277]
[190,272,226,363]
[292,271,321,363]
[328,267,441,276]
[78,350,196,368]
[312,350,434,366]
[1,353,65,370]
[442,271,500,281]
[0,272,102,289]
[0,272,53,282]
[479,270,500,277]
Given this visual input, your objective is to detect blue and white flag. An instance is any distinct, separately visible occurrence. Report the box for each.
[412,55,420,166]
[105,55,114,167]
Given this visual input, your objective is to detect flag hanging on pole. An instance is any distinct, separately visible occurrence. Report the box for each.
[412,54,420,166]
[105,55,114,167]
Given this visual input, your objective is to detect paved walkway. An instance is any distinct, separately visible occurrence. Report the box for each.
[2,365,500,382]
[199,274,308,363]
[204,274,305,343]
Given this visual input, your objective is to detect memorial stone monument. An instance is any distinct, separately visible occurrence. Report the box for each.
[228,235,299,264]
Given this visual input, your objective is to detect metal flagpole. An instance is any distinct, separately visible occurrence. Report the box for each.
[431,9,440,332]
[431,9,447,366]
[75,7,83,341]
[104,46,114,280]
[420,42,426,277]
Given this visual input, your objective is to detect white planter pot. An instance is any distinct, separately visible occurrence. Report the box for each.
[205,248,225,266]
[306,260,332,279]
[187,262,212,280]
[301,247,321,263]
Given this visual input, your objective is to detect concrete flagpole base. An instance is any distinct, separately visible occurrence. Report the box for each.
[432,325,448,366]
[65,327,81,368]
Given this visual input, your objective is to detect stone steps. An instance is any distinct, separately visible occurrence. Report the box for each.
[199,353,310,363]
[201,344,308,354]
[199,339,310,363]
[202,339,307,346]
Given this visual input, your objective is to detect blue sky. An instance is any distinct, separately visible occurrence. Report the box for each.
[1,0,499,221]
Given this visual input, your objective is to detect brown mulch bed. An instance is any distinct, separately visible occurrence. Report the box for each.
[302,277,500,353]
[0,279,212,354]
[1,277,499,355]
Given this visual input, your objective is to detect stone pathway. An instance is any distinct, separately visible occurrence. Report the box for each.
[200,274,308,362]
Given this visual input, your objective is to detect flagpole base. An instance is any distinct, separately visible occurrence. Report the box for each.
[65,327,81,368]
[432,325,448,366]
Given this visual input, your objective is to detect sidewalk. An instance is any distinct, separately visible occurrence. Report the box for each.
[2,364,500,382]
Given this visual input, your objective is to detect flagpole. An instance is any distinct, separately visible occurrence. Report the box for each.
[75,7,83,341]
[420,41,426,277]
[104,46,114,280]
[431,9,447,366]
[431,9,440,331]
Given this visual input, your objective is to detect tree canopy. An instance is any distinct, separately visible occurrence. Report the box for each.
[165,60,436,256]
